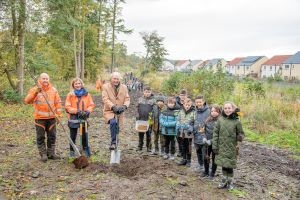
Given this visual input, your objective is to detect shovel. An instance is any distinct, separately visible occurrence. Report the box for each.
[110,115,121,164]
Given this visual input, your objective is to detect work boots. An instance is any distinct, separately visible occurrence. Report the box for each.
[47,144,60,160]
[38,144,48,162]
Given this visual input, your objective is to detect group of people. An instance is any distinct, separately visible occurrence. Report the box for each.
[24,71,130,159]
[136,88,244,190]
[25,71,244,191]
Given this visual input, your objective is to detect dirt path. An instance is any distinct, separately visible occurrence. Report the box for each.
[0,91,299,200]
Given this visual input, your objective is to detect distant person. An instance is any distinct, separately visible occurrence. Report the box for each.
[65,78,95,157]
[201,105,221,179]
[176,98,195,167]
[212,101,244,190]
[136,86,156,152]
[24,73,62,162]
[102,72,130,150]
[159,97,178,160]
[193,95,210,172]
[96,76,103,92]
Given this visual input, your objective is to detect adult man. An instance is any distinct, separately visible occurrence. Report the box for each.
[102,72,130,150]
[24,73,62,162]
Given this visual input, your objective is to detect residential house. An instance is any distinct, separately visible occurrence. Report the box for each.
[261,55,291,78]
[282,51,300,80]
[235,56,268,78]
[161,59,175,71]
[174,60,191,71]
[190,60,203,71]
[202,58,227,72]
[226,57,244,75]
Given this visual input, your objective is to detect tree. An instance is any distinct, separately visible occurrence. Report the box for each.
[140,31,168,72]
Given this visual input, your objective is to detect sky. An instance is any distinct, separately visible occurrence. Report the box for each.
[119,0,300,61]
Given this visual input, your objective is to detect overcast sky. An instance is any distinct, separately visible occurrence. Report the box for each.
[119,0,300,61]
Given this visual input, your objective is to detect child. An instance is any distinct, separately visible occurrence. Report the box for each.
[176,98,195,167]
[160,97,178,160]
[201,105,221,179]
[136,86,156,152]
[212,101,244,190]
[152,95,166,155]
[65,78,95,157]
[193,95,210,171]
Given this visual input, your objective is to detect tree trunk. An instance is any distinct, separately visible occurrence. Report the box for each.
[110,0,117,73]
[73,28,79,77]
[80,32,85,80]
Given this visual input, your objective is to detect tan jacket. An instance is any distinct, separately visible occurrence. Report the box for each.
[102,83,130,124]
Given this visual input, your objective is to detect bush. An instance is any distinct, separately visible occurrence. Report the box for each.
[2,89,23,103]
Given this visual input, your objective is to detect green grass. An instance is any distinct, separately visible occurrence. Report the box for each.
[229,188,247,198]
[245,128,300,153]
[0,102,33,120]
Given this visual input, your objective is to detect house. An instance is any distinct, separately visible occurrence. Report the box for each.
[161,59,175,71]
[190,60,203,71]
[235,56,268,78]
[226,57,244,76]
[202,58,227,72]
[282,51,300,80]
[261,55,291,78]
[174,60,191,71]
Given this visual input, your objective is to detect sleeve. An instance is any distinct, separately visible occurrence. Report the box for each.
[24,87,38,104]
[236,121,245,142]
[102,87,115,110]
[54,90,62,116]
[212,119,220,150]
[86,94,95,113]
[65,94,77,114]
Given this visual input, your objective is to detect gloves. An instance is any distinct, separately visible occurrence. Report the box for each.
[206,140,211,145]
[84,110,90,118]
[112,105,127,115]
[34,86,42,94]
[77,110,89,119]
[203,138,207,144]
[212,149,219,155]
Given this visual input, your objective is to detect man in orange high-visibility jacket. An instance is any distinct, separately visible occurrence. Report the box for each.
[25,73,62,162]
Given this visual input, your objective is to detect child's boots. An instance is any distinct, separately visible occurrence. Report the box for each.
[218,176,228,189]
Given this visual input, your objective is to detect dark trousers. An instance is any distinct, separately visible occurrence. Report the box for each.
[69,127,88,151]
[35,119,56,154]
[164,135,175,155]
[222,167,234,177]
[109,118,118,145]
[204,145,217,175]
[138,126,152,150]
[195,143,205,166]
[153,129,165,153]
[182,138,192,162]
[177,136,183,154]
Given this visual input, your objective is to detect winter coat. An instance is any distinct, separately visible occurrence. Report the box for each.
[176,108,195,138]
[65,89,95,128]
[153,101,165,132]
[102,82,130,124]
[204,116,219,141]
[160,107,178,136]
[193,104,210,144]
[212,111,245,168]
[24,82,62,119]
[136,94,156,121]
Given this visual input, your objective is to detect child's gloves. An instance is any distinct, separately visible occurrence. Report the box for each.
[206,140,211,145]
[203,138,207,144]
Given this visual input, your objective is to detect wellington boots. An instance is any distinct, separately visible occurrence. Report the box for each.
[218,176,228,189]
[227,177,234,190]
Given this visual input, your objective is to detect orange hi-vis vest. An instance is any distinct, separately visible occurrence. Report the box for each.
[24,83,62,119]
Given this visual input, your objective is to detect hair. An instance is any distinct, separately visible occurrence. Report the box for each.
[210,104,222,114]
[166,96,176,104]
[184,98,192,105]
[179,89,187,95]
[144,86,151,91]
[195,94,205,100]
[71,78,84,90]
[39,73,49,80]
[110,71,122,80]
[224,101,237,110]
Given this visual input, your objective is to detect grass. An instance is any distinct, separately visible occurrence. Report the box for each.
[245,128,300,153]
[229,188,247,198]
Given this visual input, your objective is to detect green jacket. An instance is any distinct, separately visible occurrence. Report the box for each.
[212,111,244,168]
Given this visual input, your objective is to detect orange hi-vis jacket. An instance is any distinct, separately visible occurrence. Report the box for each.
[24,83,62,119]
[96,79,102,92]
[65,91,95,120]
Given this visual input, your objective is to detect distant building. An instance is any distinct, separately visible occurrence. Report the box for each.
[202,58,227,72]
[174,60,191,71]
[282,51,300,80]
[226,57,244,75]
[161,59,175,71]
[261,55,291,78]
[235,56,268,78]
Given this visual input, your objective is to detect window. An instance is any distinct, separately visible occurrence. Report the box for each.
[285,65,289,69]
[270,66,272,71]
[237,66,240,70]
[264,66,266,70]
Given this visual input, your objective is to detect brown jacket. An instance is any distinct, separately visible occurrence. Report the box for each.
[102,82,130,124]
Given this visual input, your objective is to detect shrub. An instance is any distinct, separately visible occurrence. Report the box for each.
[2,89,23,103]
